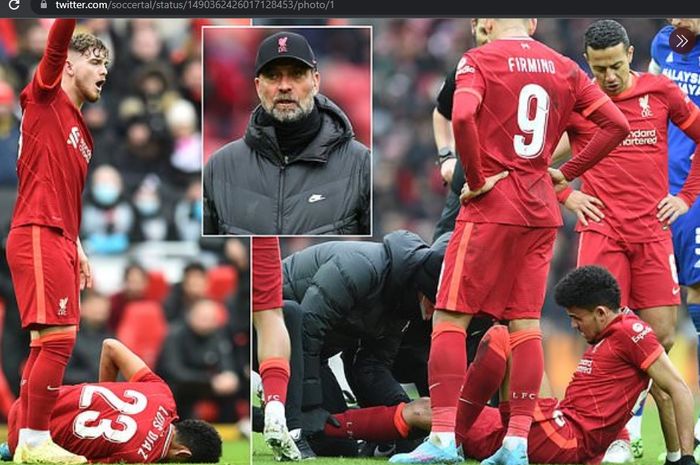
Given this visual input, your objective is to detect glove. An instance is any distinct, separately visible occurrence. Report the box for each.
[301,407,341,437]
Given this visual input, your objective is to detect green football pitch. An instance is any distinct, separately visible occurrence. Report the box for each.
[0,427,250,465]
[252,404,670,465]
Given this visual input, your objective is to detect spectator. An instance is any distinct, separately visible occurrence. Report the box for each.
[108,262,150,331]
[172,179,202,242]
[131,175,172,242]
[163,262,208,322]
[64,291,114,384]
[0,80,18,186]
[82,164,134,255]
[166,98,201,185]
[157,298,239,422]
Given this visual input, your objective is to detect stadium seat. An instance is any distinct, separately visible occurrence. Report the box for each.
[116,301,168,369]
[145,270,170,303]
[207,265,238,303]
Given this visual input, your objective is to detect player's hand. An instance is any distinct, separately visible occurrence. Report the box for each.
[460,171,509,204]
[563,191,605,227]
[211,371,239,395]
[77,242,92,290]
[440,158,457,185]
[548,168,569,193]
[657,195,689,228]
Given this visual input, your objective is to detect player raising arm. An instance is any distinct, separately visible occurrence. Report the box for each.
[5,19,108,465]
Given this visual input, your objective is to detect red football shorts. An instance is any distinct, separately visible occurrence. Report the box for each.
[6,226,79,329]
[252,237,283,312]
[458,399,582,464]
[577,231,680,309]
[436,221,557,320]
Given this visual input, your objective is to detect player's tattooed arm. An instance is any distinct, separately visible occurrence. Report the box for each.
[99,338,148,382]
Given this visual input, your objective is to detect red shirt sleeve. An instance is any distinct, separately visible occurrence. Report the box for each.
[252,237,283,311]
[617,318,664,371]
[560,70,629,181]
[452,52,487,190]
[665,78,700,206]
[33,19,76,102]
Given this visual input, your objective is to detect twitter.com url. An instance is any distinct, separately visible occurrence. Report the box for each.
[52,0,334,11]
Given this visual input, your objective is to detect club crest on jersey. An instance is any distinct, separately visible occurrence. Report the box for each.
[58,297,68,316]
[66,126,92,163]
[639,94,653,118]
[278,36,288,53]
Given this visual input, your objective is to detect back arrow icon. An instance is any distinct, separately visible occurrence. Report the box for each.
[677,35,688,47]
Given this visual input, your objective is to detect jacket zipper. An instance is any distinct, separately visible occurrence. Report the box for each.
[277,155,288,233]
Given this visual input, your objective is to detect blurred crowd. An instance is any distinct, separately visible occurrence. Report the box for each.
[0,18,253,427]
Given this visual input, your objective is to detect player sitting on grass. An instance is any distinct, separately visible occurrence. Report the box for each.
[317,266,698,465]
[2,338,222,463]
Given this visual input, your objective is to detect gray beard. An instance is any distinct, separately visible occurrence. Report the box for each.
[265,97,315,123]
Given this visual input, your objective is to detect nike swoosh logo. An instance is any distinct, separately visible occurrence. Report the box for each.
[47,386,60,391]
[672,287,681,295]
[308,194,326,203]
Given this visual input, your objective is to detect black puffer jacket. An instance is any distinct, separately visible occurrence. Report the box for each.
[203,95,370,235]
[282,230,450,408]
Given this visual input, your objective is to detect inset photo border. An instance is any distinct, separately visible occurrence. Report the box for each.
[201,25,372,237]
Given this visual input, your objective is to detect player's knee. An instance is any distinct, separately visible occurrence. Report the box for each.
[481,325,510,359]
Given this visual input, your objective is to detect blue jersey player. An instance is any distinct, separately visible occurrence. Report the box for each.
[649,17,700,459]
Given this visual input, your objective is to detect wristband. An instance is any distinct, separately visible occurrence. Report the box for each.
[436,147,456,166]
[556,186,573,204]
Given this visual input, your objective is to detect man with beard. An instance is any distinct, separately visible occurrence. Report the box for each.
[203,31,370,235]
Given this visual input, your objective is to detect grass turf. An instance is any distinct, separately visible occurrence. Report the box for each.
[252,403,668,465]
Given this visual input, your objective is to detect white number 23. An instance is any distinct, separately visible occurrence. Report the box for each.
[72,385,147,443]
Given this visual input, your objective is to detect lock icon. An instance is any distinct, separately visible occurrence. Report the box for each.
[40,0,47,7]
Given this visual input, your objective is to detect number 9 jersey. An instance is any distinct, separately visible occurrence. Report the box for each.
[454,37,612,228]
[8,368,178,463]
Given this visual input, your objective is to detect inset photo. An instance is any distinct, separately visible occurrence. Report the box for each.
[202,26,372,236]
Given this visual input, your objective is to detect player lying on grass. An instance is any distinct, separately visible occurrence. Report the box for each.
[3,338,222,463]
[316,266,697,465]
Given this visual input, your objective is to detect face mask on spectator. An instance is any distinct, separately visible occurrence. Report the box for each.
[136,199,160,216]
[93,184,120,205]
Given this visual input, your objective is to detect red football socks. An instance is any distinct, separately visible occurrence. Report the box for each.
[259,357,290,404]
[428,322,467,433]
[324,403,409,441]
[507,328,543,438]
[457,326,510,433]
[26,332,75,431]
[19,341,41,429]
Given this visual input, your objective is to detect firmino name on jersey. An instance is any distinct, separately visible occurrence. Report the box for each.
[662,69,700,96]
[621,128,657,147]
[507,57,556,74]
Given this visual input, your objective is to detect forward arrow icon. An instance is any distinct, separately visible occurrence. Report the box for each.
[677,35,688,48]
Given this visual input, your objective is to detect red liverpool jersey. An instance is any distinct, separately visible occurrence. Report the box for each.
[454,37,611,227]
[558,311,663,461]
[252,237,283,311]
[568,72,700,243]
[49,370,178,463]
[11,19,93,243]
